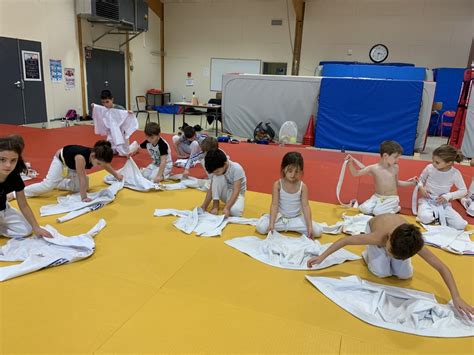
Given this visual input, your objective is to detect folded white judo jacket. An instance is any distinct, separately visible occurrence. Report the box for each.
[422,224,474,255]
[225,231,360,270]
[0,219,106,281]
[163,174,210,192]
[92,104,138,156]
[40,181,124,222]
[104,158,161,192]
[153,207,258,237]
[306,275,474,337]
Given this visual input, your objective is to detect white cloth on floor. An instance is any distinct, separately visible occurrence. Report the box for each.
[40,181,123,222]
[359,193,400,216]
[104,158,161,192]
[225,231,360,270]
[322,214,373,236]
[167,174,210,191]
[306,275,474,337]
[92,104,138,156]
[422,224,474,255]
[0,219,106,281]
[153,207,258,237]
[174,159,199,168]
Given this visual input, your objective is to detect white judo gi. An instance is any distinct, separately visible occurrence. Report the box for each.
[92,104,138,156]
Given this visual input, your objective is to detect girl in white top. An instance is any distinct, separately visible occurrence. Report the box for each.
[256,152,322,239]
[417,144,467,230]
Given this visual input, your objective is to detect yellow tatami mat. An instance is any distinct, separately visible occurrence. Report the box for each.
[1,171,473,353]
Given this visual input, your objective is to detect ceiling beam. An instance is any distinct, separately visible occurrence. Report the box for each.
[148,0,163,19]
[291,0,305,75]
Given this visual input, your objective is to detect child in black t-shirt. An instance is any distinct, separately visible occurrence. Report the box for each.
[0,135,51,238]
[139,122,173,183]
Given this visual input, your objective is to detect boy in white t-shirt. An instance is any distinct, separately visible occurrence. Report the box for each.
[201,149,246,217]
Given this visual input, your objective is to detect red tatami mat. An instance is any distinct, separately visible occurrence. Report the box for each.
[1,124,472,223]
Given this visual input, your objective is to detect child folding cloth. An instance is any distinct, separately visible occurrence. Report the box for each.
[210,162,246,217]
[140,137,173,181]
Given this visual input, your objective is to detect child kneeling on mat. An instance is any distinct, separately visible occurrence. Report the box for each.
[201,149,246,217]
[307,214,473,319]
[24,141,123,202]
[256,152,322,239]
[139,122,173,183]
[346,140,416,215]
[0,135,52,238]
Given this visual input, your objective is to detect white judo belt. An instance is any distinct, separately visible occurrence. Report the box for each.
[104,158,162,192]
[336,157,366,207]
[225,231,360,270]
[154,207,257,237]
[0,219,106,281]
[40,181,124,223]
[422,224,474,255]
[306,275,474,337]
[412,184,447,227]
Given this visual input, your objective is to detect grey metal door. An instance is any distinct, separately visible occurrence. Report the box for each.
[0,37,25,124]
[86,48,126,110]
[0,36,47,125]
[19,39,47,124]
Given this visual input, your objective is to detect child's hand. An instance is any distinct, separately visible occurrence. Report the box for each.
[307,228,314,240]
[154,176,162,184]
[345,154,353,161]
[307,255,325,268]
[210,207,218,215]
[408,176,418,185]
[223,207,230,218]
[436,196,448,205]
[267,225,275,234]
[128,110,134,114]
[182,169,190,179]
[82,197,93,202]
[419,186,428,198]
[115,173,124,181]
[33,227,53,238]
[453,296,474,320]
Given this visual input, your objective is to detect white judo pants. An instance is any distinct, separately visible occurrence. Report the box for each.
[359,194,400,216]
[24,156,88,197]
[0,204,32,238]
[256,213,322,237]
[211,175,245,217]
[142,162,173,181]
[417,198,467,230]
[172,135,200,157]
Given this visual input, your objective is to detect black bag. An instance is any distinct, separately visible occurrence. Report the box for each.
[253,122,275,142]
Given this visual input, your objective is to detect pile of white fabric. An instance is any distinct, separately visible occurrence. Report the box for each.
[225,231,360,270]
[154,207,257,237]
[104,158,161,192]
[0,219,106,281]
[306,275,474,337]
[422,224,474,255]
[322,214,372,236]
[40,181,123,222]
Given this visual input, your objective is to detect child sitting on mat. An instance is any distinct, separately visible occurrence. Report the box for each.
[256,152,322,239]
[172,125,206,159]
[307,213,473,319]
[201,149,246,217]
[416,144,467,230]
[346,140,416,216]
[138,122,173,183]
[182,137,230,179]
[0,135,52,238]
[24,141,123,202]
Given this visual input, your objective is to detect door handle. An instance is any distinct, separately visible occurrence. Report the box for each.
[13,81,21,88]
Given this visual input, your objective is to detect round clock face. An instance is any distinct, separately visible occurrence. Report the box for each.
[369,44,389,63]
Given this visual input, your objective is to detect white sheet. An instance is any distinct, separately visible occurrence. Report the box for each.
[104,158,161,192]
[306,275,474,337]
[225,231,360,270]
[153,207,258,237]
[321,214,372,236]
[422,224,474,255]
[0,219,106,281]
[40,181,123,222]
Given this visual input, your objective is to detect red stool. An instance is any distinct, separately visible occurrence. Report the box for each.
[439,110,455,139]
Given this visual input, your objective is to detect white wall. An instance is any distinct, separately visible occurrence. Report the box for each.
[164,0,473,98]
[0,0,162,120]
